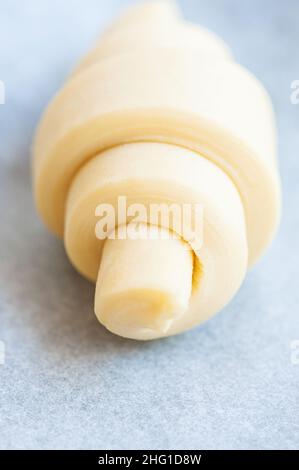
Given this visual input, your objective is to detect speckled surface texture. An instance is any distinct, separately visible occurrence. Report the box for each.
[0,0,298,450]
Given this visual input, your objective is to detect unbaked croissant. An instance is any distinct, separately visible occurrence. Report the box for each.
[33,1,281,340]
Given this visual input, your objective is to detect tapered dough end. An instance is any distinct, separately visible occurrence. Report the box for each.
[95,224,194,340]
[74,1,231,75]
[65,142,248,338]
[102,0,181,37]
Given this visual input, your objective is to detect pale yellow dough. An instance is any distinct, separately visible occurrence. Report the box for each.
[33,0,281,340]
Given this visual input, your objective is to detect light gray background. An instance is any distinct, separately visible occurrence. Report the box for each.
[0,0,298,450]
